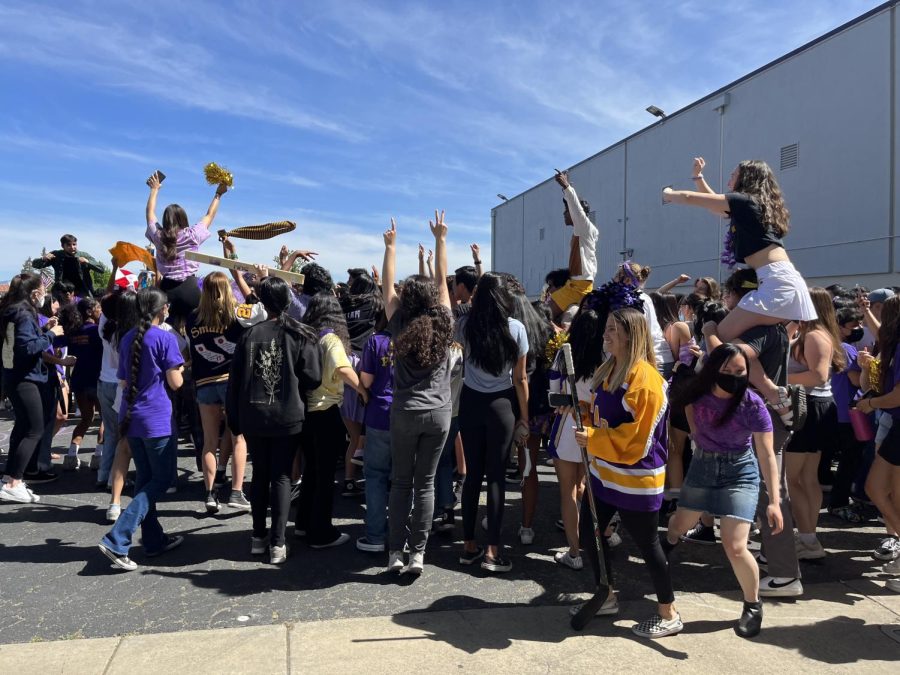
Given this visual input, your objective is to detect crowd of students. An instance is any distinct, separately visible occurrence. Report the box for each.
[1,159,899,641]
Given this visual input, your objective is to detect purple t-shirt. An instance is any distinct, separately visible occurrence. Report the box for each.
[832,343,862,424]
[690,390,772,453]
[146,221,212,280]
[884,344,900,419]
[360,332,393,431]
[38,315,65,379]
[117,325,184,438]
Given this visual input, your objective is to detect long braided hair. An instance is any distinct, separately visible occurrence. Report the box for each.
[120,288,168,437]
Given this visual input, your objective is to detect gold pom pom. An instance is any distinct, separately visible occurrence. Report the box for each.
[545,331,569,365]
[204,162,234,188]
[869,357,882,394]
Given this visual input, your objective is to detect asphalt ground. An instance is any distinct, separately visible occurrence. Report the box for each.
[0,409,894,646]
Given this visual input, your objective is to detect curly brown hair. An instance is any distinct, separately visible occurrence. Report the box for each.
[733,160,790,237]
[396,275,452,370]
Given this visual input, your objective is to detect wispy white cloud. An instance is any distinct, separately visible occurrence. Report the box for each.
[0,5,361,140]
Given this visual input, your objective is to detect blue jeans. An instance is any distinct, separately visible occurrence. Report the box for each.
[100,436,174,555]
[96,380,120,484]
[362,427,391,544]
[435,416,459,511]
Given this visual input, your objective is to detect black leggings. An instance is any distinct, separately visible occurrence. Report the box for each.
[5,380,46,479]
[459,385,517,546]
[160,276,200,327]
[296,406,345,546]
[245,433,300,548]
[579,496,675,605]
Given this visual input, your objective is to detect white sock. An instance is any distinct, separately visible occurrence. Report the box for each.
[67,443,79,456]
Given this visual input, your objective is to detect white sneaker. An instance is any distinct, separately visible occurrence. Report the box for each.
[884,557,900,575]
[607,532,622,548]
[106,503,121,522]
[758,576,803,597]
[518,526,534,545]
[403,551,424,575]
[887,578,900,593]
[554,550,584,570]
[0,482,37,504]
[632,613,684,639]
[873,537,900,561]
[270,545,288,564]
[387,550,404,573]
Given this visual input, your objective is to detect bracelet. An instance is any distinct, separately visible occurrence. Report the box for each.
[473,259,482,265]
[691,175,704,180]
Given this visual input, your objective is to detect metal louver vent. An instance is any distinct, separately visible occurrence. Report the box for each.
[780,143,799,170]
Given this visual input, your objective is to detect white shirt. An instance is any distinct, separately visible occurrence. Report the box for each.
[639,290,673,367]
[98,314,119,384]
[563,186,598,282]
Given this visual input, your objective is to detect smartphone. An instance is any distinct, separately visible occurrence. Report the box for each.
[548,392,572,408]
[662,184,673,205]
[156,170,166,183]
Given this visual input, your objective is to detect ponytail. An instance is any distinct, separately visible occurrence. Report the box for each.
[119,288,168,437]
[159,204,190,262]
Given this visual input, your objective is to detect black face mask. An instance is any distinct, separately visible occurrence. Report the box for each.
[847,327,865,344]
[716,372,748,394]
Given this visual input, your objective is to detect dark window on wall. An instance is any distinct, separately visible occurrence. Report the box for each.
[780,143,799,170]
[539,227,545,241]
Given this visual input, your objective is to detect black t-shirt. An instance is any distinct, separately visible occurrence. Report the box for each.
[186,315,245,387]
[342,295,378,354]
[725,193,784,263]
[740,324,788,387]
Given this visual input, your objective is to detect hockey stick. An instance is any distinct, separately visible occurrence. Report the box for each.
[561,342,610,630]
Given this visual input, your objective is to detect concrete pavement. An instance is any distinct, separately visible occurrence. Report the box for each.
[2,581,898,674]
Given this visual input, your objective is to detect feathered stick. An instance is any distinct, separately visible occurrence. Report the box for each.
[204,162,234,188]
[217,220,296,242]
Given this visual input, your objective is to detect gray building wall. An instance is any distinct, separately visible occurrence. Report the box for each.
[492,2,899,296]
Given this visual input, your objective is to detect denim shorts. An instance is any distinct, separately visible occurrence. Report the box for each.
[196,381,228,405]
[678,446,760,522]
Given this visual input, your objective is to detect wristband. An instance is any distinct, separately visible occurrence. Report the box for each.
[691,175,704,180]
[473,259,482,265]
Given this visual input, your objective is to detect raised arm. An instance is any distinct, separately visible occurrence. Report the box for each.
[471,243,483,277]
[417,243,426,277]
[198,183,228,229]
[690,157,715,194]
[106,260,119,294]
[382,218,401,320]
[657,273,691,295]
[426,248,434,279]
[222,236,253,299]
[430,210,450,310]
[146,172,162,227]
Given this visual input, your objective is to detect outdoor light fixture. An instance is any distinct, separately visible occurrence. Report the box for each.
[497,194,509,201]
[646,105,666,118]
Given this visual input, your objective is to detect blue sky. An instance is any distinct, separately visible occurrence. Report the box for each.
[0,0,882,281]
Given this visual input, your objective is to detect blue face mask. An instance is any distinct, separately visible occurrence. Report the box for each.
[678,311,686,322]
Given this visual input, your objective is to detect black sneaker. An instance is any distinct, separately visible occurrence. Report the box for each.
[205,490,220,514]
[481,554,512,573]
[145,535,184,557]
[98,543,138,571]
[432,509,455,533]
[22,470,59,484]
[341,480,363,498]
[459,546,484,565]
[681,522,717,545]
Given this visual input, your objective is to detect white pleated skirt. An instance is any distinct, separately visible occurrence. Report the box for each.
[738,261,817,321]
